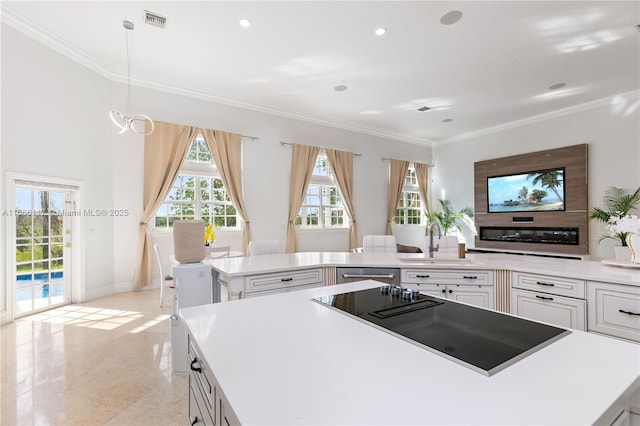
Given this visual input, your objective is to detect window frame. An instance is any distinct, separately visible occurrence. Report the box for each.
[152,134,240,231]
[296,152,349,230]
[394,163,426,226]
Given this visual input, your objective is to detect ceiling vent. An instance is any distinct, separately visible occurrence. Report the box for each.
[417,106,431,112]
[144,11,167,29]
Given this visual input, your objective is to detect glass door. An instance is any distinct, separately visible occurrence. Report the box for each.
[14,187,72,317]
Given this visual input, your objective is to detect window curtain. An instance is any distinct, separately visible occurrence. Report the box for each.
[286,144,320,253]
[201,129,252,254]
[133,121,199,289]
[386,159,409,235]
[325,149,357,250]
[414,162,431,220]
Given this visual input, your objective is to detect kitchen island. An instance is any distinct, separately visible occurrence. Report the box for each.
[180,280,640,425]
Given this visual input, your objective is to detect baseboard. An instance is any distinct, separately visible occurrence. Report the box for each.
[83,284,115,302]
[114,280,159,294]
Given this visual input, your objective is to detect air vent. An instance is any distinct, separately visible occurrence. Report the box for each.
[144,11,167,29]
[417,106,431,112]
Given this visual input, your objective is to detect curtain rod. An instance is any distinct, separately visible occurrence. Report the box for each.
[241,135,259,141]
[381,157,434,167]
[280,141,361,157]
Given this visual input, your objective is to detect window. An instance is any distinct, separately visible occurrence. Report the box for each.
[154,134,238,230]
[394,164,425,225]
[296,153,348,228]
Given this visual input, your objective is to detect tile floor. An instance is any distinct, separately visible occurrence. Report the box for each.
[1,289,187,425]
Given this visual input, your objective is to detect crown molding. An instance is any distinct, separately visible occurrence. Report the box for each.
[438,90,640,146]
[1,4,433,148]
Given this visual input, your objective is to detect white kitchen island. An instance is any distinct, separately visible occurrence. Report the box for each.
[180,280,640,426]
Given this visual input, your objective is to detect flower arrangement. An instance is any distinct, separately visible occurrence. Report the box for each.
[606,215,640,246]
[204,225,215,246]
[590,186,640,246]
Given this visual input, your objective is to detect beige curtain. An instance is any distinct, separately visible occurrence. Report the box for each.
[133,121,199,289]
[286,144,320,253]
[414,162,431,219]
[201,129,251,254]
[386,159,409,235]
[326,149,357,250]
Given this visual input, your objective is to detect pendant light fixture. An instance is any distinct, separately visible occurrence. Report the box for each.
[109,20,154,135]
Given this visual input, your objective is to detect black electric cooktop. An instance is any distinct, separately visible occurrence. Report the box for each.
[313,286,570,376]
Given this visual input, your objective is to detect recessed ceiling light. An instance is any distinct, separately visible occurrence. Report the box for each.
[417,106,431,112]
[443,118,453,123]
[549,82,567,90]
[375,27,387,36]
[334,84,348,92]
[239,18,252,28]
[440,10,463,26]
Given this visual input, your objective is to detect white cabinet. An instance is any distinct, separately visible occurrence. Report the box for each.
[242,268,324,298]
[401,269,494,309]
[511,288,586,330]
[588,281,640,342]
[511,272,586,331]
[188,335,240,426]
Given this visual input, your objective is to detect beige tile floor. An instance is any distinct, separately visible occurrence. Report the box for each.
[1,289,188,426]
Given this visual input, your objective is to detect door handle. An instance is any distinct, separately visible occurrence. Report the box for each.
[535,295,554,301]
[619,309,640,316]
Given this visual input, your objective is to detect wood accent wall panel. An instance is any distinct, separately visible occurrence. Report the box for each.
[474,144,589,255]
[495,269,511,313]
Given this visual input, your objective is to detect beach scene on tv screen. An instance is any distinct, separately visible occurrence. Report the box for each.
[488,169,564,213]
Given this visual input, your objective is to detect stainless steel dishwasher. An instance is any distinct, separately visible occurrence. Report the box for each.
[336,267,400,286]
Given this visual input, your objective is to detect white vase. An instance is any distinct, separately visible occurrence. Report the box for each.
[626,233,640,263]
[614,245,631,261]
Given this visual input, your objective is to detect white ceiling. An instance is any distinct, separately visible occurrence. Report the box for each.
[2,1,639,146]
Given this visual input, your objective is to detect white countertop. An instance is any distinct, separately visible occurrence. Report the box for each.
[207,251,640,286]
[181,280,640,425]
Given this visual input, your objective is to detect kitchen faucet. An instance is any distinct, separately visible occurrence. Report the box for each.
[429,222,441,258]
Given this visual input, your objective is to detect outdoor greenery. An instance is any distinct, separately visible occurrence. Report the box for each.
[426,199,474,236]
[16,190,64,273]
[590,186,640,246]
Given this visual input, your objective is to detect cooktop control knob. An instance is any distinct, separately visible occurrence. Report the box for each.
[390,286,401,296]
[380,285,389,294]
[402,289,413,300]
[411,290,420,300]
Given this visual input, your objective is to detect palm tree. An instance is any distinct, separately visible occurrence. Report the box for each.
[527,171,564,202]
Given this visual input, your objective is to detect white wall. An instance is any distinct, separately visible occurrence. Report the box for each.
[1,24,116,310]
[431,93,640,260]
[112,83,432,290]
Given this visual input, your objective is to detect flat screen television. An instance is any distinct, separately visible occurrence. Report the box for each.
[487,168,565,213]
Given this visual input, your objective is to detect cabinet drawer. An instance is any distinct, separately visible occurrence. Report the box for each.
[511,288,586,331]
[588,281,640,342]
[245,268,323,294]
[402,269,491,285]
[189,338,216,421]
[190,381,215,426]
[512,272,585,299]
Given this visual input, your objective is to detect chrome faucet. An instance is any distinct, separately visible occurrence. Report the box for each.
[429,222,441,258]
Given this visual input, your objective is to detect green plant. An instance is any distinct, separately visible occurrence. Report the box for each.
[590,186,640,246]
[426,199,474,236]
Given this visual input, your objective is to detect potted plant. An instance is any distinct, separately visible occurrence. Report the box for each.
[426,199,475,237]
[590,186,640,259]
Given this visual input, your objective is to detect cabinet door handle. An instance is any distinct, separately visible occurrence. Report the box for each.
[448,289,453,293]
[441,289,446,293]
[463,275,477,279]
[619,309,640,316]
[190,359,202,373]
[416,274,430,278]
[536,281,555,287]
[280,277,293,282]
[342,274,395,279]
[535,295,554,301]
[190,416,201,425]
